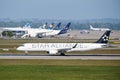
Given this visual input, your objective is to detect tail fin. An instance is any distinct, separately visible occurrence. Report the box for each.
[58,22,71,35]
[42,22,48,29]
[56,22,61,28]
[54,22,61,30]
[90,25,93,29]
[96,30,111,43]
[24,23,31,28]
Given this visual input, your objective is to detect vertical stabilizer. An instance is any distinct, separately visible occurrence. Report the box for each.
[90,25,93,29]
[96,30,111,43]
[58,22,71,35]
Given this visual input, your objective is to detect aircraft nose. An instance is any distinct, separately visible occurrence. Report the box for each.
[16,47,23,51]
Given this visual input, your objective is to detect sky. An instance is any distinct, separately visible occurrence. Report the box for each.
[0,0,120,20]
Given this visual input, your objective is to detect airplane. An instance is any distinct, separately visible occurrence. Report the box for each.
[90,25,110,31]
[22,22,71,38]
[42,22,71,37]
[0,23,31,37]
[1,22,71,38]
[17,30,111,56]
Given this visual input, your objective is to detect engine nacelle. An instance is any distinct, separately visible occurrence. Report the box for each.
[48,50,58,54]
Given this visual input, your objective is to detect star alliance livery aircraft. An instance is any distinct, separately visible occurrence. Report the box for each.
[17,31,111,55]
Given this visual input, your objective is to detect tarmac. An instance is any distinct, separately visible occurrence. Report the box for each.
[0,54,120,60]
[63,30,120,39]
[0,30,120,39]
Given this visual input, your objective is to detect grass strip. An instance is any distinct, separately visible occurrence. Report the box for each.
[0,60,120,80]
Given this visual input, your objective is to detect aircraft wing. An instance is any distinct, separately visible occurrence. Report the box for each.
[47,43,77,55]
[57,48,72,52]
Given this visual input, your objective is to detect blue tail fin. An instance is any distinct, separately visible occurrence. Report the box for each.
[96,30,111,43]
[24,23,31,28]
[54,22,61,30]
[58,22,71,35]
[56,22,61,28]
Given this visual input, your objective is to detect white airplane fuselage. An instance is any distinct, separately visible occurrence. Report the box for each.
[90,25,110,31]
[3,27,60,37]
[91,28,110,31]
[17,43,107,54]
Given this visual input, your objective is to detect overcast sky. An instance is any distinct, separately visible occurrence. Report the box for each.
[0,0,120,20]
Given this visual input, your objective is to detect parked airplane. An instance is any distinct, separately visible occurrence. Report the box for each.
[17,30,111,55]
[1,22,71,38]
[90,25,110,31]
[0,23,31,37]
[22,22,71,38]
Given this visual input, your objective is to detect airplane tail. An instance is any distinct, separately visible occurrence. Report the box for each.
[42,22,48,29]
[90,25,93,29]
[24,23,31,28]
[56,22,61,28]
[96,30,111,43]
[53,22,61,30]
[58,22,71,35]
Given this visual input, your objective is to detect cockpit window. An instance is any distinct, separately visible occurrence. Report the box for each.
[20,44,24,47]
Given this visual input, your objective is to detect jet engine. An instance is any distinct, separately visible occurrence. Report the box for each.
[48,50,58,54]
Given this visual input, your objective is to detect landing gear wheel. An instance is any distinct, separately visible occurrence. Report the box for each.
[61,53,65,56]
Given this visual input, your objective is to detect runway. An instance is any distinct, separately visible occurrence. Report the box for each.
[0,54,120,60]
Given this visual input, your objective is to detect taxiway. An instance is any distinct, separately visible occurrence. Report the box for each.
[0,54,120,60]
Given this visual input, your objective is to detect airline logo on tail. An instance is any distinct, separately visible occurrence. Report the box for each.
[102,35,109,41]
[58,22,71,35]
[96,30,111,43]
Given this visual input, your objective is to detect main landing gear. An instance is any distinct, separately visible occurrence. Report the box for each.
[60,53,65,56]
